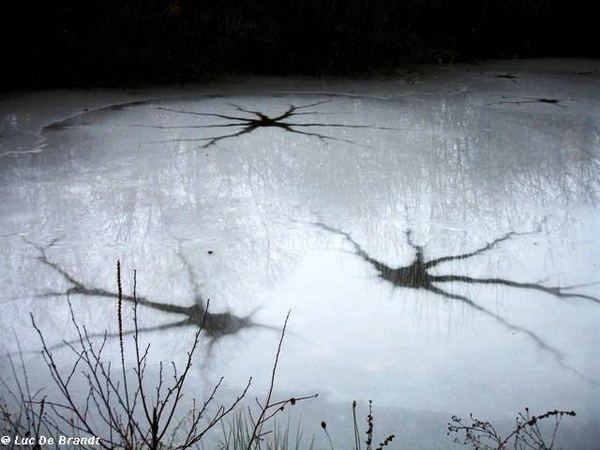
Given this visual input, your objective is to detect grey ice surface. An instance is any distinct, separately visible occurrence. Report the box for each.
[1,59,599,449]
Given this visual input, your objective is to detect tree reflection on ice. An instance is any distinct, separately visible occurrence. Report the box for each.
[21,238,274,353]
[313,222,599,383]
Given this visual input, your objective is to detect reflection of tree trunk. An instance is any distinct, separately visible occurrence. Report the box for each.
[23,238,271,347]
[313,222,599,384]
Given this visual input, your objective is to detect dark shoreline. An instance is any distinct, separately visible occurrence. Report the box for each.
[6,0,599,90]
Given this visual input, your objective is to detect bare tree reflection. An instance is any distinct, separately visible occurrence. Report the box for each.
[22,238,274,352]
[313,222,599,382]
[138,100,402,148]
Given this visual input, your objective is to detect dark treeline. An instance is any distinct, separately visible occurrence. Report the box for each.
[6,0,599,88]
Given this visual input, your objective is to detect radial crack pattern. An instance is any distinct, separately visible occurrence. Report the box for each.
[313,222,599,383]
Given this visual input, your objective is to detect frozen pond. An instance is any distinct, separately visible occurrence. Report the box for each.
[1,59,599,448]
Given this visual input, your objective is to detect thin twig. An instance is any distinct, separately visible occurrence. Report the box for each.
[245,310,291,450]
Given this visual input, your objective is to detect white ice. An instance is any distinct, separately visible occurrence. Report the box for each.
[1,59,599,448]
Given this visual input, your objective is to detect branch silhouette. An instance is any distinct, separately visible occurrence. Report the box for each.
[312,222,599,383]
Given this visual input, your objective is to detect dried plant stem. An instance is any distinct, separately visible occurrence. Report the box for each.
[116,261,134,444]
[353,400,361,450]
[246,310,291,450]
[20,266,252,449]
[448,408,576,450]
[321,421,335,450]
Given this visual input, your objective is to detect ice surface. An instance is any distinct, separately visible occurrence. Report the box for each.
[1,59,599,448]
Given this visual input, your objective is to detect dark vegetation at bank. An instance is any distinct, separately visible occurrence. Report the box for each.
[5,0,599,89]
